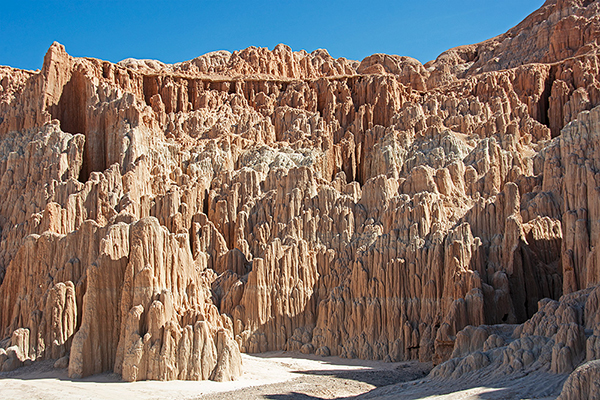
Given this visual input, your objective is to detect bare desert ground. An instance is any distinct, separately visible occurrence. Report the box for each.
[0,352,429,400]
[0,351,565,399]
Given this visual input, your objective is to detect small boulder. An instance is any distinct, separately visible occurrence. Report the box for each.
[316,346,331,357]
[54,356,69,369]
[300,343,314,355]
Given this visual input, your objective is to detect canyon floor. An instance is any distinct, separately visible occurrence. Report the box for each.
[0,352,428,400]
[0,351,562,400]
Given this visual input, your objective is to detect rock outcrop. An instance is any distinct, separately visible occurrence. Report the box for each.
[431,284,600,382]
[1,0,600,388]
[558,359,600,400]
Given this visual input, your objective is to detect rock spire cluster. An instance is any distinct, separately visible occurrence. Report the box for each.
[1,0,600,394]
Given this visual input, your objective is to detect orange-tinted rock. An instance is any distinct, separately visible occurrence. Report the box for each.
[1,0,600,384]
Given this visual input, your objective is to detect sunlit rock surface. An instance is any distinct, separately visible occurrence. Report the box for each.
[1,0,600,391]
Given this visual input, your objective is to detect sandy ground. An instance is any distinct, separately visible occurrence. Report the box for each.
[357,369,565,400]
[0,352,430,400]
[0,352,563,399]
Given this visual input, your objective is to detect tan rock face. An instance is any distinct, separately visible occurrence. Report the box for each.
[1,0,600,384]
[427,284,600,397]
[558,359,600,400]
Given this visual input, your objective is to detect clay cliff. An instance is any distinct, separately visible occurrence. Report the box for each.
[1,0,600,391]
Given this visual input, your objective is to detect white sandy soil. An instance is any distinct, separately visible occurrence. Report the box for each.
[0,352,563,399]
[0,351,429,400]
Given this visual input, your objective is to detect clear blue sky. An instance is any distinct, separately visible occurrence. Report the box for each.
[1,0,545,71]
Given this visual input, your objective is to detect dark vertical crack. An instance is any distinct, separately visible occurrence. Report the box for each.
[47,70,93,182]
[538,65,555,131]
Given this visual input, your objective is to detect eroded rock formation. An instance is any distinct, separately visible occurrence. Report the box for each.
[1,0,600,389]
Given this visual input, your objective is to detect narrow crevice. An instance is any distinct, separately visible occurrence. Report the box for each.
[49,70,88,137]
[78,150,90,183]
[203,189,210,215]
[47,70,95,182]
[228,81,237,95]
[102,63,111,79]
[143,75,159,107]
[538,66,555,131]
[313,80,327,118]
[188,79,200,110]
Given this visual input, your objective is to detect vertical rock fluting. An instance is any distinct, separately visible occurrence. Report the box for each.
[1,0,600,386]
[559,107,600,293]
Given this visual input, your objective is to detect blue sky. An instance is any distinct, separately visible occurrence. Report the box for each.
[1,0,545,71]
